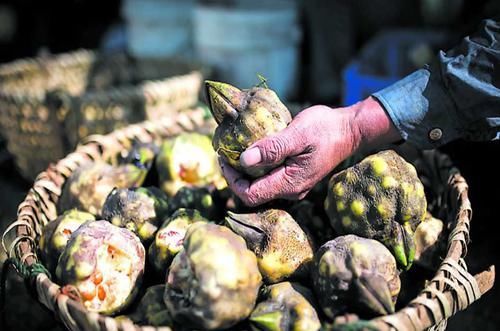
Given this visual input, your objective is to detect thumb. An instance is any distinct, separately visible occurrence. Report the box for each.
[240,125,303,168]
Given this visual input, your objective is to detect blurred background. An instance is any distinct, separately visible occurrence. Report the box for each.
[0,0,499,330]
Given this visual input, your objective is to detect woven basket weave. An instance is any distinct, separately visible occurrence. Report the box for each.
[1,111,495,331]
[0,49,205,180]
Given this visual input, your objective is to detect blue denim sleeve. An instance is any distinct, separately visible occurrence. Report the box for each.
[373,18,500,149]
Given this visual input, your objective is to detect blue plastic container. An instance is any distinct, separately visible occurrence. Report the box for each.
[342,29,452,106]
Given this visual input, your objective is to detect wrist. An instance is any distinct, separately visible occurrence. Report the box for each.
[350,96,401,151]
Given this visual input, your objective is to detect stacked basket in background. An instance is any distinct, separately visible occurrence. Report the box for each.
[0,49,206,180]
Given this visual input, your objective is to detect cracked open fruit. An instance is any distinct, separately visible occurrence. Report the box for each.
[102,187,169,243]
[56,221,145,315]
[325,150,427,270]
[205,80,292,178]
[250,282,321,331]
[58,158,152,216]
[148,208,208,275]
[39,209,96,273]
[164,223,262,330]
[225,209,314,284]
[312,235,401,319]
[156,132,225,196]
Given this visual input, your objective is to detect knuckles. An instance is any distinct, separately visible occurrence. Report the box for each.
[260,137,289,164]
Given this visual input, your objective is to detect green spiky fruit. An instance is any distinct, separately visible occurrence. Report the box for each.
[250,282,321,331]
[205,80,292,178]
[325,150,427,270]
[148,208,208,275]
[168,186,223,220]
[225,209,314,284]
[56,221,145,315]
[120,285,173,327]
[39,209,96,273]
[102,187,169,243]
[164,223,262,330]
[312,235,401,319]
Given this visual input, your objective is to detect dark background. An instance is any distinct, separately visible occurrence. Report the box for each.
[0,1,499,330]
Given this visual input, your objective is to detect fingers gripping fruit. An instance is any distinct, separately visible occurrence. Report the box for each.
[164,223,262,330]
[56,221,145,315]
[205,80,292,178]
[325,150,427,270]
[225,209,314,283]
[102,187,169,243]
[39,209,95,273]
[148,208,208,275]
[250,282,321,331]
[312,235,401,319]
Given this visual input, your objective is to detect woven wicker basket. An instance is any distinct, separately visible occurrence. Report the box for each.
[0,49,206,180]
[1,110,495,331]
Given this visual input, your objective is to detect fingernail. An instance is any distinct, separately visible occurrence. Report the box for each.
[240,147,261,168]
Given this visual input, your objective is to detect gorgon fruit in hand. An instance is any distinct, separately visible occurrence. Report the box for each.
[312,235,401,319]
[205,80,292,178]
[325,150,427,270]
[102,187,169,243]
[56,221,145,315]
[250,282,321,331]
[39,209,95,273]
[225,209,314,284]
[164,223,262,330]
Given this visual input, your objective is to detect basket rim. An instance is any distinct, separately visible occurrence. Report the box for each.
[0,48,209,102]
[0,49,94,76]
[2,115,495,331]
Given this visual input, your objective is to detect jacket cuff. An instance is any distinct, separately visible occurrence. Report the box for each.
[372,68,462,149]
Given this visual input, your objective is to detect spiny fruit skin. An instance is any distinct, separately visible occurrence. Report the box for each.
[39,209,96,273]
[102,187,169,243]
[325,150,427,270]
[289,200,334,247]
[312,235,401,319]
[168,186,223,220]
[58,160,150,216]
[164,223,262,330]
[225,209,314,284]
[205,80,292,178]
[56,221,145,315]
[148,208,208,275]
[156,132,225,196]
[250,282,321,331]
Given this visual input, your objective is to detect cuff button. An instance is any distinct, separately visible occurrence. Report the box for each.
[429,128,443,141]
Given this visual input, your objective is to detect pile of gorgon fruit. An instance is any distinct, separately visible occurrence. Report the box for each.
[41,81,446,331]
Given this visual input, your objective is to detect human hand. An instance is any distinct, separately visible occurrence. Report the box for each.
[219,97,400,206]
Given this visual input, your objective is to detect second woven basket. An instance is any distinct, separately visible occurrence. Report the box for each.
[0,49,206,180]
